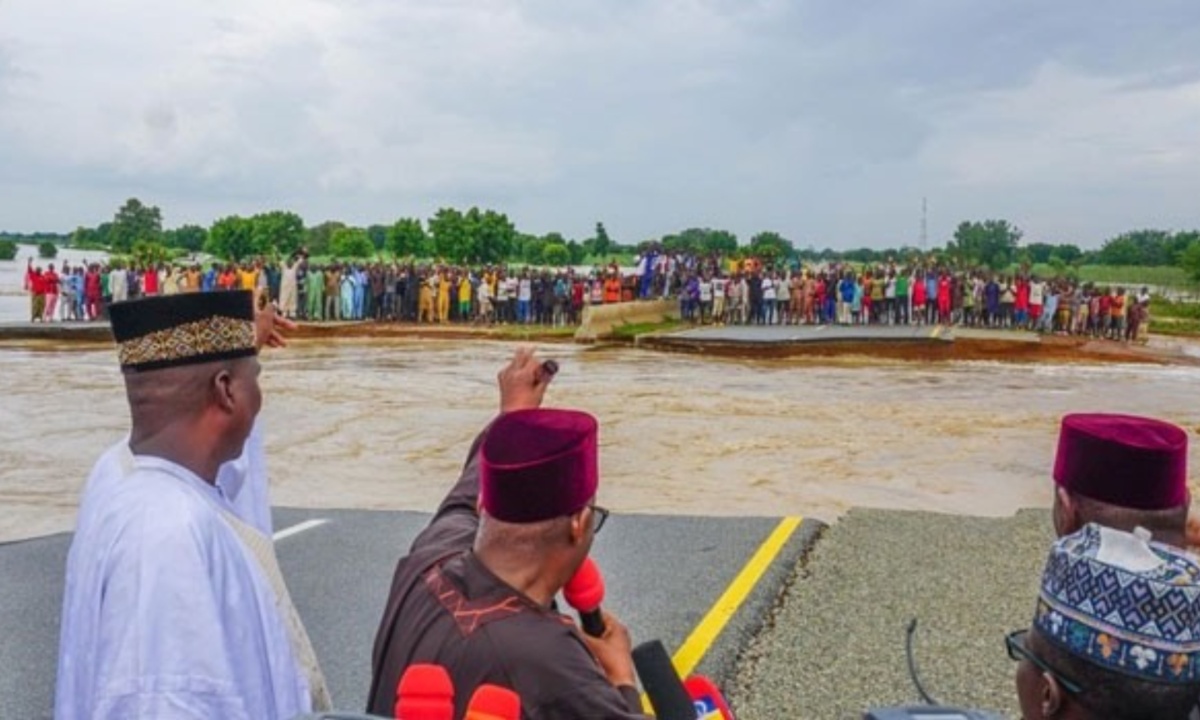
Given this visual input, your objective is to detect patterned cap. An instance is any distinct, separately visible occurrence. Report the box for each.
[109,291,257,372]
[1034,523,1200,683]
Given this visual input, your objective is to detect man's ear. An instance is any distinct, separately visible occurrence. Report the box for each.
[1041,672,1066,718]
[1054,486,1078,537]
[213,369,236,414]
[568,509,588,545]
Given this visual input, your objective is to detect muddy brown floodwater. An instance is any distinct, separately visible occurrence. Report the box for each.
[3,338,1200,542]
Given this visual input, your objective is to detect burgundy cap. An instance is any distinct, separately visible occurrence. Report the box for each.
[481,409,599,523]
[1053,413,1189,510]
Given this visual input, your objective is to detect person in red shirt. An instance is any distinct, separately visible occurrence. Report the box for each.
[912,275,927,326]
[1014,277,1030,328]
[85,265,102,320]
[218,265,238,291]
[1098,288,1113,338]
[570,278,585,325]
[937,273,951,325]
[142,265,160,297]
[28,263,46,321]
[42,263,60,322]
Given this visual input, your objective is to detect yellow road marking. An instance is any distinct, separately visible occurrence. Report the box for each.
[640,516,802,712]
[641,516,804,714]
[929,325,943,339]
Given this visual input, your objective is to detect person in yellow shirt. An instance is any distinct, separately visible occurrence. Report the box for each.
[238,264,258,292]
[418,271,434,323]
[458,274,472,322]
[484,270,496,301]
[436,270,451,323]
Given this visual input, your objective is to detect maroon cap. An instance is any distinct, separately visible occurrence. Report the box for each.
[1053,413,1189,510]
[481,409,599,523]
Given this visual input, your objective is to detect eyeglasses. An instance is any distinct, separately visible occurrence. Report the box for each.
[589,505,610,534]
[1005,629,1084,695]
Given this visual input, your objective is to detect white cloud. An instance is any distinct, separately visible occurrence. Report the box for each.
[0,0,1198,246]
[917,62,1200,240]
[923,62,1200,185]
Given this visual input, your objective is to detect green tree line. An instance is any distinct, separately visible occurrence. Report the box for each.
[16,198,1200,280]
[0,231,70,245]
[47,198,805,267]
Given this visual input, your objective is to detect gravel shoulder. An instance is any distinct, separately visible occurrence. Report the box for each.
[730,507,1053,719]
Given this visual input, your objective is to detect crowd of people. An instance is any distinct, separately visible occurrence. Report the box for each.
[648,254,1153,343]
[49,286,1200,719]
[22,252,1154,342]
[21,255,625,326]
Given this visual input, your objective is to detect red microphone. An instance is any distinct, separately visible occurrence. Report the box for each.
[463,684,522,720]
[563,556,606,637]
[394,663,454,720]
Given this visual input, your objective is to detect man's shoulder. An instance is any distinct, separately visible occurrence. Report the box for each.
[76,470,227,576]
[96,462,220,526]
[483,611,590,666]
[79,437,135,501]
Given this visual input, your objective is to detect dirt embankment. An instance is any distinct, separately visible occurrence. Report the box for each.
[288,322,576,344]
[1,320,1196,366]
[635,332,1196,365]
[0,320,578,347]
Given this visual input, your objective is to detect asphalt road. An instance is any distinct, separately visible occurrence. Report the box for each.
[0,507,819,718]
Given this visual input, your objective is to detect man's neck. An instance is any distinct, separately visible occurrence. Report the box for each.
[474,547,558,608]
[129,424,222,485]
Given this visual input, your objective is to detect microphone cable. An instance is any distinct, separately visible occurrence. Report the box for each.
[905,618,939,706]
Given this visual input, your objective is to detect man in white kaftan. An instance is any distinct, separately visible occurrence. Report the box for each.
[280,258,299,320]
[54,291,328,720]
[55,453,313,719]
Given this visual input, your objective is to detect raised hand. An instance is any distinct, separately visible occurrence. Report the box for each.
[254,297,298,351]
[497,347,556,414]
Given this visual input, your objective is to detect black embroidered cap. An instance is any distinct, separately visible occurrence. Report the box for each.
[109,290,257,372]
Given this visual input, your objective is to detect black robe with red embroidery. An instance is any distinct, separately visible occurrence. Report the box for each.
[366,430,646,719]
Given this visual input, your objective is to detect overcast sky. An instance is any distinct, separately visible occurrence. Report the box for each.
[1,0,1198,249]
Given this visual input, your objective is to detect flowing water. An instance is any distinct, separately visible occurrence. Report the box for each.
[3,338,1200,541]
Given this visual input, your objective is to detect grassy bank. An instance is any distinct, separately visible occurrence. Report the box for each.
[1149,318,1200,337]
[1147,295,1200,337]
[491,324,577,340]
[1040,264,1196,289]
[1152,295,1200,319]
[608,319,685,340]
